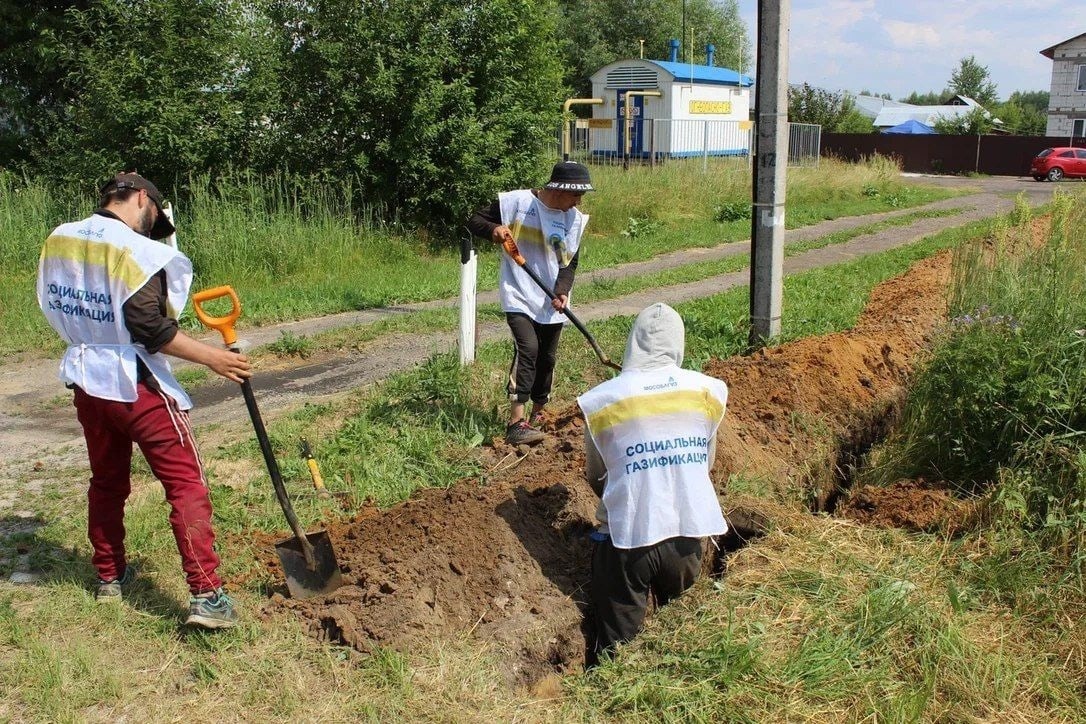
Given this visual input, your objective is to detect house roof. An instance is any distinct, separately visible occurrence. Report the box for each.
[646,60,753,87]
[852,94,913,119]
[1040,32,1086,59]
[873,104,982,128]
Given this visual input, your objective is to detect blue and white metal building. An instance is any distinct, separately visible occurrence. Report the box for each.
[587,40,754,159]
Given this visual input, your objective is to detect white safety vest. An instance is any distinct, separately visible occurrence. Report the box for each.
[498,189,588,325]
[37,214,195,409]
[577,366,729,549]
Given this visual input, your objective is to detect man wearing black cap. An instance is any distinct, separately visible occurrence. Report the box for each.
[37,172,251,628]
[467,161,593,445]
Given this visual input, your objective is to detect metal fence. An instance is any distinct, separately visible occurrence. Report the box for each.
[556,119,821,168]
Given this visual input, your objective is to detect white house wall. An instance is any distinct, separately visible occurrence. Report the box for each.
[588,59,751,157]
[1045,34,1086,137]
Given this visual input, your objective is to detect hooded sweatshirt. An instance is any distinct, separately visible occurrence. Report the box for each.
[577,303,729,548]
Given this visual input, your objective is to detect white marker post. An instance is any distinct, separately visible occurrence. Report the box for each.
[162,201,178,250]
[458,236,477,365]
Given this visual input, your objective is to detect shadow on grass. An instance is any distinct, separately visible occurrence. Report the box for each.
[1,514,193,628]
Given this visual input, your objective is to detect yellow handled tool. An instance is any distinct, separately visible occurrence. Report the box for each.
[300,439,331,499]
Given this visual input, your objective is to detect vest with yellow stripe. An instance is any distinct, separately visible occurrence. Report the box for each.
[37,214,195,409]
[498,189,588,324]
[577,366,729,549]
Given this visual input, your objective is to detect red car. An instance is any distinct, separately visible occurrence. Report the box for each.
[1030,147,1086,181]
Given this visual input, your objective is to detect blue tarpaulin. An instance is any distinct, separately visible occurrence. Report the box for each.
[882,119,936,134]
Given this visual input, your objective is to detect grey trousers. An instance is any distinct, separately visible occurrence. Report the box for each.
[590,535,704,657]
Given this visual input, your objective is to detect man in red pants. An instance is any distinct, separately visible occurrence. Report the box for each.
[37,172,251,629]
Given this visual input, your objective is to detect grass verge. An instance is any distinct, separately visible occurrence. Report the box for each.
[1,159,958,359]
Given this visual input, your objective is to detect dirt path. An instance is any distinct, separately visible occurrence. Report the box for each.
[0,176,1060,509]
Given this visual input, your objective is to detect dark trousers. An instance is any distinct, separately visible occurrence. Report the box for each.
[591,536,704,657]
[505,312,563,406]
[74,382,222,593]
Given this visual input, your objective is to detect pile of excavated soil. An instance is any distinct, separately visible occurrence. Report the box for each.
[264,250,955,686]
[837,478,979,534]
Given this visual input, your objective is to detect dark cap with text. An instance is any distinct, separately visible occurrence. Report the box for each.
[543,161,594,192]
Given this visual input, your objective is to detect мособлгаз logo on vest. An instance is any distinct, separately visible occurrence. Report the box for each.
[643,376,678,392]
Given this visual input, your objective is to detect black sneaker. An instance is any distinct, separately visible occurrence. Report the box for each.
[506,420,545,445]
[185,587,239,629]
[95,564,136,602]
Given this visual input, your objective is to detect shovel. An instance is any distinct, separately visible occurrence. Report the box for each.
[502,230,622,372]
[191,285,343,599]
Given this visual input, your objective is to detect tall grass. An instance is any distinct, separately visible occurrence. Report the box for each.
[1,159,954,358]
[868,191,1086,549]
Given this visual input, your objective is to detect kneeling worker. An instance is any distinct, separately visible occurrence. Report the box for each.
[577,303,729,658]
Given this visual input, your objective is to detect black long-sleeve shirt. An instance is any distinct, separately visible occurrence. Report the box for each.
[466,196,580,298]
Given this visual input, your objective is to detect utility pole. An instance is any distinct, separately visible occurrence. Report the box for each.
[748,0,790,347]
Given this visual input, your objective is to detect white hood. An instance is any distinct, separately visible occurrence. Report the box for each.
[623,302,684,370]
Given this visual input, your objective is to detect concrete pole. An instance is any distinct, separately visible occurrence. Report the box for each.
[748,0,790,347]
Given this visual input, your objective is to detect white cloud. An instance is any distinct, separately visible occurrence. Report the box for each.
[882,20,941,49]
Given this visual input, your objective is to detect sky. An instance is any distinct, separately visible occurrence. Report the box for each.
[736,0,1086,101]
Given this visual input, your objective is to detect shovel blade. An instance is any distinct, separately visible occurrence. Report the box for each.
[275,529,344,599]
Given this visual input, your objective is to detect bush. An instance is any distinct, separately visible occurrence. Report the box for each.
[713,201,750,222]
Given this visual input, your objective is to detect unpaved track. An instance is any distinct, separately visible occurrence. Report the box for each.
[0,177,1063,486]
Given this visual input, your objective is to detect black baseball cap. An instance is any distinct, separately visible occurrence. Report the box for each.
[543,161,594,192]
[100,172,176,240]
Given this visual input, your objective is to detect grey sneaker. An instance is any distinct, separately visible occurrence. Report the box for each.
[185,588,239,629]
[95,564,136,602]
[506,420,545,445]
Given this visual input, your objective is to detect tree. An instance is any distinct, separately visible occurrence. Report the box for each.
[991,100,1047,135]
[270,0,565,229]
[556,0,748,97]
[901,90,945,105]
[1007,90,1049,115]
[932,107,994,135]
[788,83,863,132]
[0,0,94,166]
[24,0,282,185]
[948,56,998,106]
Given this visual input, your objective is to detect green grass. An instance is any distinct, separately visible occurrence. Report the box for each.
[564,516,1084,722]
[226,213,994,526]
[865,190,1086,550]
[1,159,957,359]
[8,193,1079,722]
[237,206,961,367]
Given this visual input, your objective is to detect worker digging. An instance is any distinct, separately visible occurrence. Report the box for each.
[36,172,251,629]
[467,160,594,446]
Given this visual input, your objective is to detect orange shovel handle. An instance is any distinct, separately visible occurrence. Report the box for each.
[192,285,242,346]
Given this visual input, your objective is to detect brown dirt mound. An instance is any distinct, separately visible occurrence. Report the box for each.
[838,478,979,534]
[264,251,953,686]
[709,252,949,505]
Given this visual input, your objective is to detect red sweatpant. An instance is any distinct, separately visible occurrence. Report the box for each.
[74,382,222,593]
